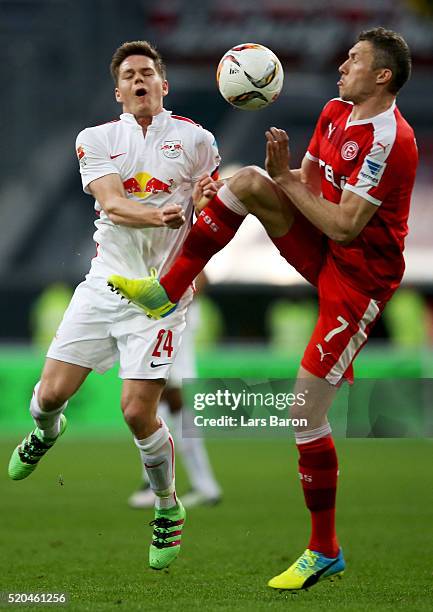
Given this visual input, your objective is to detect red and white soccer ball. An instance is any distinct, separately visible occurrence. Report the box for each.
[217,43,284,111]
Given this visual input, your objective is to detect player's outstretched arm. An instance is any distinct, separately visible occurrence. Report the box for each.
[88,174,185,229]
[265,127,377,244]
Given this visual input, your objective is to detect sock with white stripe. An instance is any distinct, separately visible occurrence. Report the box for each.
[135,418,177,509]
[29,382,66,440]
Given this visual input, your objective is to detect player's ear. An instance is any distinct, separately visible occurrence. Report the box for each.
[162,80,169,98]
[115,87,123,103]
[376,68,392,87]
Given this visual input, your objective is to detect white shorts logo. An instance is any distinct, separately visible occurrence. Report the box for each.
[341,141,359,161]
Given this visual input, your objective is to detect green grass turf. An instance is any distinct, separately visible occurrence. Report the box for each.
[1,434,432,611]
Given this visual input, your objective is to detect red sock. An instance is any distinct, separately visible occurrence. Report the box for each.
[297,435,339,558]
[161,194,245,302]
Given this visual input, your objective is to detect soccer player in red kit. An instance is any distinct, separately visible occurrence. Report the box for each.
[109,28,418,589]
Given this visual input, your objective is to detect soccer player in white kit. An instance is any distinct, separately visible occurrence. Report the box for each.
[8,40,220,571]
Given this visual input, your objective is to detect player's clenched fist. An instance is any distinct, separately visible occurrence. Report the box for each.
[161,203,186,229]
[192,173,222,213]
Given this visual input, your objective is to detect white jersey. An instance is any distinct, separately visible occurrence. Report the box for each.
[76,109,220,281]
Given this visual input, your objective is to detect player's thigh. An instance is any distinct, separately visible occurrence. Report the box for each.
[39,358,91,406]
[301,258,383,386]
[230,166,326,285]
[228,165,295,237]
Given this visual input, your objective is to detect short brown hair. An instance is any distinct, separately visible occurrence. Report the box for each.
[358,28,411,94]
[110,41,166,84]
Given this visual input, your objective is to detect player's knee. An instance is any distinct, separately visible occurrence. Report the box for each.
[121,396,152,431]
[37,382,69,411]
[230,165,266,205]
[122,402,143,432]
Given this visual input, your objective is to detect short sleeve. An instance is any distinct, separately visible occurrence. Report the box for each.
[344,123,398,207]
[75,128,120,195]
[191,129,221,182]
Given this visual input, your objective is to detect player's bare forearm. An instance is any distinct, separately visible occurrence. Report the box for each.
[102,195,164,228]
[102,197,185,229]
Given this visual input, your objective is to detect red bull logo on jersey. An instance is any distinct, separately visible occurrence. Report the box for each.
[123,173,174,199]
[161,140,183,159]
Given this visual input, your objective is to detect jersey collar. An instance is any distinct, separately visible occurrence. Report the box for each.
[345,100,396,128]
[120,108,172,131]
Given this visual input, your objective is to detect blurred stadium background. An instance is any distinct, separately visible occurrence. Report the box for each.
[1,1,433,609]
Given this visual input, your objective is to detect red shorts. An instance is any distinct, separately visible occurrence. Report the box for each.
[272,213,385,384]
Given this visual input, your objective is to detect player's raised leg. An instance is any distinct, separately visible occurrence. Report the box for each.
[108,166,295,316]
[8,359,90,480]
[268,367,345,590]
[121,379,185,570]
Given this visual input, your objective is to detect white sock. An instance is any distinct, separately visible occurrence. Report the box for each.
[171,410,221,498]
[29,382,66,440]
[135,418,177,509]
[218,184,249,216]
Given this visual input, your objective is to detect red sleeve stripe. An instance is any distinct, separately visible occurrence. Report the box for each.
[171,114,201,127]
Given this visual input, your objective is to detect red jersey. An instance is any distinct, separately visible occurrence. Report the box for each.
[306,98,418,301]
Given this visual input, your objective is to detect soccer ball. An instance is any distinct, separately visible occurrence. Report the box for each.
[217,43,284,111]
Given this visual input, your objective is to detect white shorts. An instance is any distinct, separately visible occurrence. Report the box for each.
[47,277,190,380]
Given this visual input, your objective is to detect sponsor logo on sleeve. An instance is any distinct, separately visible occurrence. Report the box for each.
[357,155,386,186]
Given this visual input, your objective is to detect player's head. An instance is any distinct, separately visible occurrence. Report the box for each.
[110,41,168,117]
[338,28,411,103]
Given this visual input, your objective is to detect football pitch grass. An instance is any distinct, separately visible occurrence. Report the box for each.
[1,434,432,611]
